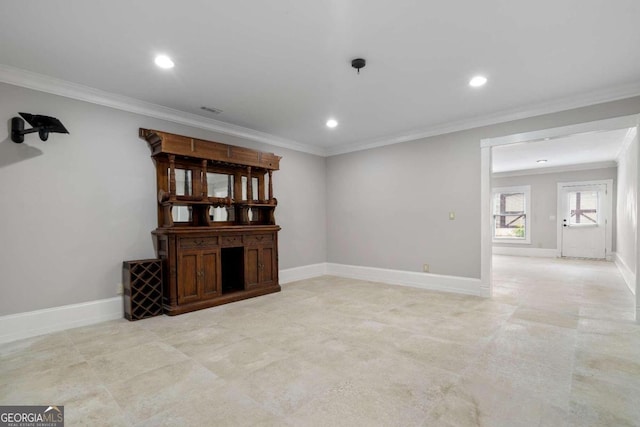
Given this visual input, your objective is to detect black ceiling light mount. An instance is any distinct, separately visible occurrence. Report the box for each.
[11,112,69,144]
[351,58,366,74]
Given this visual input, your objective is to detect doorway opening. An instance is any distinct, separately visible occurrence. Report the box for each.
[480,114,640,321]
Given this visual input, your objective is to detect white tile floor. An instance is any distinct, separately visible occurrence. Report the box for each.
[1,255,638,426]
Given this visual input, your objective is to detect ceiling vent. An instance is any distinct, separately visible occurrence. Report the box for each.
[200,106,223,115]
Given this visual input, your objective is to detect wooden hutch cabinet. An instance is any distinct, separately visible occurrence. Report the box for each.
[139,128,281,315]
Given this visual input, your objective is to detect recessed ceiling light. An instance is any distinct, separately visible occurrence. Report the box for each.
[537,159,548,164]
[326,119,338,128]
[469,75,487,87]
[154,55,174,69]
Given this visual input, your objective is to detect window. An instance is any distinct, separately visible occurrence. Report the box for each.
[568,190,598,225]
[492,185,531,243]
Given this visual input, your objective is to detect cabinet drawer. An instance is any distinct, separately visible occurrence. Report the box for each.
[244,234,273,245]
[221,235,243,247]
[179,237,218,249]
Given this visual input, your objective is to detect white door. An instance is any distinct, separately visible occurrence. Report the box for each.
[560,184,607,259]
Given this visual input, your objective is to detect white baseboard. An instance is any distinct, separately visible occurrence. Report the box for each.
[492,246,558,258]
[0,261,482,344]
[0,297,123,344]
[279,263,327,284]
[614,253,636,295]
[326,263,483,297]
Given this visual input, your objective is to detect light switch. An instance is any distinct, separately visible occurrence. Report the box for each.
[449,212,455,220]
[549,215,556,221]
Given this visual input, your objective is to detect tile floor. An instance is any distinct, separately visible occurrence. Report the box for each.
[1,255,639,426]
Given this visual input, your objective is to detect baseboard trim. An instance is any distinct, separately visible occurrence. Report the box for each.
[0,262,483,344]
[279,263,327,284]
[326,263,483,297]
[492,246,558,258]
[613,253,636,295]
[0,297,123,344]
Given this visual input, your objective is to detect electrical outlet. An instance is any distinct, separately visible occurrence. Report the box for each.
[116,283,124,295]
[423,264,430,273]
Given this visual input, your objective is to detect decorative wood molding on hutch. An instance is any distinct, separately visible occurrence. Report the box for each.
[139,128,282,315]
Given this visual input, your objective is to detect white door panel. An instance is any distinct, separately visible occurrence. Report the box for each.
[561,225,605,258]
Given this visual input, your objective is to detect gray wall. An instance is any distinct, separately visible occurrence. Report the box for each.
[2,80,639,314]
[327,96,640,279]
[0,82,326,315]
[327,132,480,278]
[492,167,618,250]
[616,129,638,285]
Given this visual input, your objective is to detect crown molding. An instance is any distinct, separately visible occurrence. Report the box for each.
[492,160,618,179]
[3,63,640,159]
[481,114,640,149]
[326,81,640,156]
[0,64,325,157]
[616,127,638,162]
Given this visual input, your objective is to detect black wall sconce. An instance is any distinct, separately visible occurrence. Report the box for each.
[11,112,69,143]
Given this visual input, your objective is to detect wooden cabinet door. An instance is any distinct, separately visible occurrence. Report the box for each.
[201,249,221,299]
[177,250,200,304]
[260,245,276,286]
[245,244,276,288]
[178,248,220,304]
[245,247,260,288]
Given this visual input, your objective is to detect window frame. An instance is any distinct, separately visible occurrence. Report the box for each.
[491,185,531,244]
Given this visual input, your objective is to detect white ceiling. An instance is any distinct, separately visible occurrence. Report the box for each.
[492,128,632,173]
[1,1,640,155]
